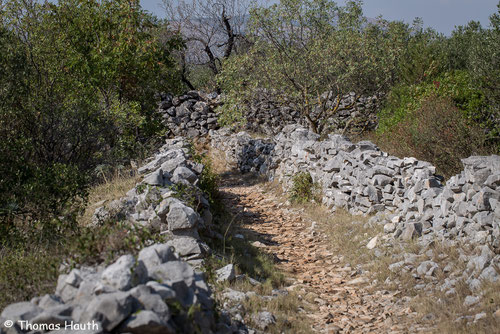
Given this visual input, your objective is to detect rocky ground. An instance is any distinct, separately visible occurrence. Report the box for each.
[217,172,417,334]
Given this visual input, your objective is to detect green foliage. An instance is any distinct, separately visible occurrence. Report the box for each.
[289,172,320,204]
[0,247,60,309]
[444,21,482,71]
[378,70,488,133]
[396,19,447,85]
[468,2,500,143]
[382,4,500,150]
[376,95,492,178]
[0,0,183,231]
[218,0,402,134]
[68,220,166,265]
[189,143,221,209]
[185,64,219,92]
[198,159,220,206]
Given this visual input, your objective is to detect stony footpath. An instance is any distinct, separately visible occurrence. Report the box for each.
[218,175,415,333]
[0,138,218,334]
[210,125,500,330]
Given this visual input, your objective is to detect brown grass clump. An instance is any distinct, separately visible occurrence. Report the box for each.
[79,171,140,227]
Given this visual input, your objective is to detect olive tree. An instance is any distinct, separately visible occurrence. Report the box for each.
[218,0,402,133]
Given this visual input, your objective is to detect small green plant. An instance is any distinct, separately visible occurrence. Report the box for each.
[289,172,320,204]
[136,184,147,195]
[170,183,200,210]
[187,141,221,210]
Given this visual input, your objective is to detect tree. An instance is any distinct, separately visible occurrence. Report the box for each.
[468,1,500,145]
[0,0,182,230]
[218,0,402,134]
[164,0,251,91]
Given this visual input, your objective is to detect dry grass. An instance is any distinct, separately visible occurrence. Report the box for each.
[405,241,500,334]
[210,267,314,334]
[242,291,315,334]
[207,147,233,174]
[79,171,140,226]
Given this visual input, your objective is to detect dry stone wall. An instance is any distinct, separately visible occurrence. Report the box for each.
[0,138,219,334]
[240,90,380,136]
[210,125,500,287]
[158,91,221,138]
[158,91,380,138]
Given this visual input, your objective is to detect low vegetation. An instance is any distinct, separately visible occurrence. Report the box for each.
[289,172,321,204]
[0,172,165,309]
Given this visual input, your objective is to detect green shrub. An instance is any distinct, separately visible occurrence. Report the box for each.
[396,19,447,86]
[378,70,488,134]
[376,95,491,178]
[289,172,320,204]
[189,143,221,208]
[0,0,183,233]
[468,3,500,146]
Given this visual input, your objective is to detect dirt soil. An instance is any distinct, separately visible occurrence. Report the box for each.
[218,172,415,334]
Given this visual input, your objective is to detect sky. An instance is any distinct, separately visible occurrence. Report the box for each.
[141,0,499,35]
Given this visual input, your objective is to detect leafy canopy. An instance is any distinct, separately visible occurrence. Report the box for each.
[218,0,403,134]
[0,0,182,232]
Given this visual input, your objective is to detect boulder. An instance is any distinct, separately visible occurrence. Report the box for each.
[100,254,136,291]
[167,202,198,231]
[78,291,136,332]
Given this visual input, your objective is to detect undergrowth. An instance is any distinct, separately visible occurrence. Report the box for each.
[0,171,164,309]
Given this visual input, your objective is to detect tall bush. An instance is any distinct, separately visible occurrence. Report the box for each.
[0,0,182,233]
[377,95,491,178]
[468,2,500,146]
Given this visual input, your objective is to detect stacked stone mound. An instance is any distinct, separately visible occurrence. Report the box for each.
[158,91,220,138]
[0,138,216,334]
[210,125,500,286]
[209,128,274,173]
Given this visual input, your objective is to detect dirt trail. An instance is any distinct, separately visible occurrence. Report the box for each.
[219,173,412,333]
